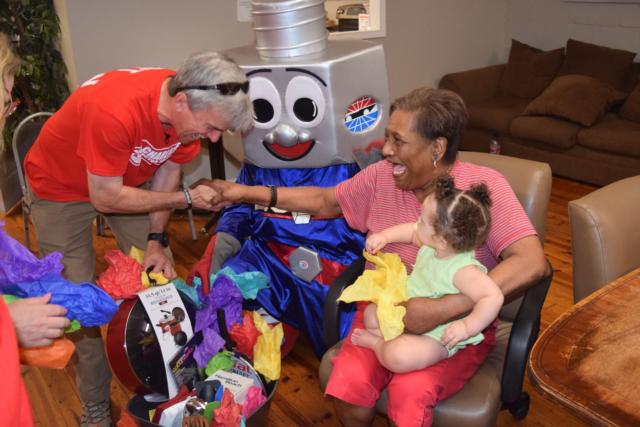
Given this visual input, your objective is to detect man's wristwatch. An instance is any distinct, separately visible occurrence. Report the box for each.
[147,232,170,247]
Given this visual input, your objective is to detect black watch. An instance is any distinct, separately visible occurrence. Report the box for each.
[147,232,170,247]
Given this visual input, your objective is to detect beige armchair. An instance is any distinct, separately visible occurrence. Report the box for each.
[568,175,640,302]
[319,152,553,426]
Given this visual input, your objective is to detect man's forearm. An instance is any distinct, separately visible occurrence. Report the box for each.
[147,164,182,232]
[94,185,186,214]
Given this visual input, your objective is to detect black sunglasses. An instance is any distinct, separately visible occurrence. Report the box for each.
[175,81,249,96]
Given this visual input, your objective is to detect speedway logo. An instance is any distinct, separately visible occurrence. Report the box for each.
[129,140,180,166]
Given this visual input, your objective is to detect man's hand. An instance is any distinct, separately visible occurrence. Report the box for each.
[188,184,227,211]
[206,179,241,210]
[441,319,470,348]
[7,294,70,348]
[365,232,388,254]
[144,241,176,279]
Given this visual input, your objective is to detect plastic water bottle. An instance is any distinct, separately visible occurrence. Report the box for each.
[489,138,501,155]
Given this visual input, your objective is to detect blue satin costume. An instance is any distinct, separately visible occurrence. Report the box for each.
[215,163,364,357]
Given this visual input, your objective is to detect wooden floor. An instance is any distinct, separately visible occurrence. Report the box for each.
[1,176,596,427]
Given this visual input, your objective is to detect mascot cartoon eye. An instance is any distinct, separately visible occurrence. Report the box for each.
[253,99,275,123]
[285,75,325,128]
[249,76,281,129]
[293,98,318,122]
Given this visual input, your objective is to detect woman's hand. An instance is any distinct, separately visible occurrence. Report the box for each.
[7,294,70,348]
[206,179,242,210]
[366,232,388,254]
[144,241,176,279]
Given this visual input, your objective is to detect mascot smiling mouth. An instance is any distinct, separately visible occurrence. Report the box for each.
[263,139,315,162]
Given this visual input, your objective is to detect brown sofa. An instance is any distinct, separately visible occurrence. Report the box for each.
[439,39,640,186]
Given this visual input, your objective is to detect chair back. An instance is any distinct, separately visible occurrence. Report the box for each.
[568,175,640,302]
[458,151,552,321]
[11,112,53,195]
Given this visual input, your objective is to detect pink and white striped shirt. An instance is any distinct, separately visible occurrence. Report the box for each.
[335,159,536,273]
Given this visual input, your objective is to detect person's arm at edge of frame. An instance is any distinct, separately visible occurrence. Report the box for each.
[207,179,342,217]
[403,235,548,334]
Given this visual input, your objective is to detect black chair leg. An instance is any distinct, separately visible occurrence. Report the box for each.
[504,392,530,420]
[200,211,221,235]
[96,215,106,236]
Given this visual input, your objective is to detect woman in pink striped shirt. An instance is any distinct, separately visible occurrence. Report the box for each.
[209,87,548,427]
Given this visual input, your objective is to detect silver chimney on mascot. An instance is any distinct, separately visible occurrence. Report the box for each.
[213,0,390,357]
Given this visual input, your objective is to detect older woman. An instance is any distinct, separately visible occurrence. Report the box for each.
[209,87,547,426]
[1,32,70,426]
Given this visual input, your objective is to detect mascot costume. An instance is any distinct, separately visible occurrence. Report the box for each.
[194,0,389,357]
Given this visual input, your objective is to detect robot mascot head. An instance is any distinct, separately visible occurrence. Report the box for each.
[225,0,389,169]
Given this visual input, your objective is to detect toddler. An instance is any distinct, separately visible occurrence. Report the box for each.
[352,174,504,373]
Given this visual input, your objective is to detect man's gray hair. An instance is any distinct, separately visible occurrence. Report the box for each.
[169,51,253,133]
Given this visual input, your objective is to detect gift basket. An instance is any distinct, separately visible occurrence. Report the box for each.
[101,250,281,427]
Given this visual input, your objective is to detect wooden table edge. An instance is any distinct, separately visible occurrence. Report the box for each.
[528,268,640,426]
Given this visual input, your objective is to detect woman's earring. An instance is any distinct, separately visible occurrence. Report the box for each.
[433,157,438,168]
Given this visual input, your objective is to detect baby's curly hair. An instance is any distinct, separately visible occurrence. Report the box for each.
[431,174,492,252]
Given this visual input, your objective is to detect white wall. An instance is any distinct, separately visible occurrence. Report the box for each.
[506,0,640,55]
[61,0,507,99]
[380,0,508,99]
[63,0,254,86]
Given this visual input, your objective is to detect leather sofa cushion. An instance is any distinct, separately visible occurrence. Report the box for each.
[558,39,636,90]
[468,97,529,135]
[523,75,626,127]
[510,115,580,149]
[498,39,564,99]
[620,81,640,123]
[578,114,640,159]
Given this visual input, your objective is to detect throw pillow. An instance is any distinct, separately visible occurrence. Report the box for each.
[620,81,640,123]
[558,39,636,90]
[523,75,626,127]
[499,39,564,99]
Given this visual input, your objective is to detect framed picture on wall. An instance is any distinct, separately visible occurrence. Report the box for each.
[325,0,386,39]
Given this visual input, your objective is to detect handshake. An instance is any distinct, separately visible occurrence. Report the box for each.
[187,179,238,211]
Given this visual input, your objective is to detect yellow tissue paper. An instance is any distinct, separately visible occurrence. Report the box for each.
[129,246,169,287]
[338,251,408,341]
[128,246,145,264]
[141,271,170,287]
[252,311,283,382]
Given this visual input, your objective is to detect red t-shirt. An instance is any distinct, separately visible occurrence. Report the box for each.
[0,299,34,426]
[25,68,200,202]
[335,159,537,273]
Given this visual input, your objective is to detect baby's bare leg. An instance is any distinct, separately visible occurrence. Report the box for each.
[362,303,381,333]
[376,334,449,374]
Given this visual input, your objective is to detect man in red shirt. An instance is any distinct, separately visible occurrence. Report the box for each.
[24,51,253,426]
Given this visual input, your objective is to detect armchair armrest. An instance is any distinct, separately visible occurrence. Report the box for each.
[323,256,366,348]
[501,259,553,405]
[439,64,506,104]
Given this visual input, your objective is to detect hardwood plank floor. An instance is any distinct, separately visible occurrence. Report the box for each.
[1,176,595,426]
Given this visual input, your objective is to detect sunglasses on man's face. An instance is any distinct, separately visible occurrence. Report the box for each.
[175,81,250,96]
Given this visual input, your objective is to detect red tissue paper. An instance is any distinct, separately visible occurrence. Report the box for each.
[228,311,260,359]
[96,250,144,299]
[213,389,243,427]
